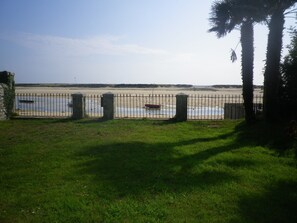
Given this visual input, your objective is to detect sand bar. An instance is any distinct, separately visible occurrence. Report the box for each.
[16,86,263,95]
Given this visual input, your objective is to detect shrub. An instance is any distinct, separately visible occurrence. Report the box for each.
[280,30,297,119]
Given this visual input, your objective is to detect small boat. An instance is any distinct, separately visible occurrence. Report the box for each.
[19,99,34,103]
[145,104,161,109]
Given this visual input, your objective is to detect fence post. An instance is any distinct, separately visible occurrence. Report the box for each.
[175,93,188,121]
[102,92,114,120]
[0,71,15,120]
[71,93,85,119]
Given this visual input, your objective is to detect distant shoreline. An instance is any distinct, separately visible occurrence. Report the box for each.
[15,83,263,89]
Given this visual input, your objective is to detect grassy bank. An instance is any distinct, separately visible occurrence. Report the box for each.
[0,119,296,222]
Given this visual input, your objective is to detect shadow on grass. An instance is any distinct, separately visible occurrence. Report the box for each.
[52,117,107,124]
[77,141,240,197]
[234,180,297,223]
[235,121,297,153]
[75,120,296,220]
[76,124,252,197]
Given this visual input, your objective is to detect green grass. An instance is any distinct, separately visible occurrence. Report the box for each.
[0,118,296,223]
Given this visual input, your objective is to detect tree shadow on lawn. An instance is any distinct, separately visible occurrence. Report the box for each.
[77,142,242,198]
[234,180,297,223]
[235,121,296,150]
[52,117,107,124]
[230,122,297,223]
[73,121,297,220]
[75,124,255,198]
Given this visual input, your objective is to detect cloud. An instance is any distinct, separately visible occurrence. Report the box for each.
[0,32,169,57]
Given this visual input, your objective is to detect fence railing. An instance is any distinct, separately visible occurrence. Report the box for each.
[15,93,104,118]
[188,94,263,120]
[85,94,103,118]
[15,93,72,118]
[14,93,263,120]
[115,94,176,119]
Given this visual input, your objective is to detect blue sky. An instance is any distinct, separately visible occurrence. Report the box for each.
[0,0,296,85]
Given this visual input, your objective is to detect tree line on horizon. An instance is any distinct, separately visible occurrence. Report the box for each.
[15,83,265,89]
[209,0,297,123]
[15,83,194,88]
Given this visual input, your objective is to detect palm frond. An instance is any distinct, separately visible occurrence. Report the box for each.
[208,0,235,37]
[230,48,238,62]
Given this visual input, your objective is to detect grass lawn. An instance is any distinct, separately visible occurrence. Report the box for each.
[0,118,296,223]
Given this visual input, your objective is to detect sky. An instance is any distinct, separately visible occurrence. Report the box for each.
[0,0,296,85]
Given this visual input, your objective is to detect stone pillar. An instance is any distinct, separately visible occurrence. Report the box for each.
[102,92,114,120]
[0,85,5,120]
[175,93,188,122]
[71,93,85,119]
[0,71,15,120]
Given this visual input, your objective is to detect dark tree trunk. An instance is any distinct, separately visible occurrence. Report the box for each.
[241,20,255,123]
[263,10,285,122]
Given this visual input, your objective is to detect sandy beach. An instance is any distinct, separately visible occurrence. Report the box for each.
[15,86,263,96]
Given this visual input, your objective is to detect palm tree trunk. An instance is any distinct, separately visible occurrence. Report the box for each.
[263,10,285,122]
[241,20,255,123]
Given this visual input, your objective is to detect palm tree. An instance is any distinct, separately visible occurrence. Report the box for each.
[263,0,297,122]
[209,0,265,123]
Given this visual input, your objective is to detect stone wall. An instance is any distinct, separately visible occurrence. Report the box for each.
[0,71,15,120]
[0,84,5,120]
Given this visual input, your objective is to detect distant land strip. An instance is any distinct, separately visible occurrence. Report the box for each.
[15,83,263,89]
[15,83,193,88]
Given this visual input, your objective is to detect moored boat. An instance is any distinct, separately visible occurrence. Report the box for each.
[144,104,161,109]
[19,99,34,103]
